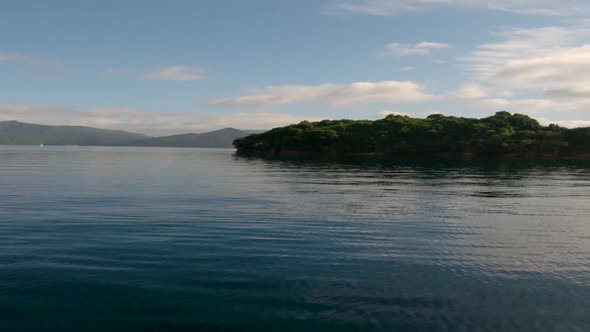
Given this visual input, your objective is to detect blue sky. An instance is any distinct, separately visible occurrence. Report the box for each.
[1,0,590,134]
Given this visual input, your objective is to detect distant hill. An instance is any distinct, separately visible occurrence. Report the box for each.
[0,121,263,148]
[133,128,263,148]
[0,121,149,146]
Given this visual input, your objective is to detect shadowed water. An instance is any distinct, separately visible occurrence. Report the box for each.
[1,146,589,331]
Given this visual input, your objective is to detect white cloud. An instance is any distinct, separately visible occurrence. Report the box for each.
[331,0,590,16]
[477,98,574,113]
[142,66,204,81]
[543,119,590,128]
[447,83,488,99]
[0,104,316,135]
[462,25,590,85]
[458,23,590,119]
[379,111,410,117]
[77,109,312,134]
[379,110,431,118]
[208,81,435,107]
[382,42,451,57]
[492,45,590,88]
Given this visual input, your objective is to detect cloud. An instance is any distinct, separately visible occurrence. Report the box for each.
[447,83,488,99]
[208,81,435,107]
[379,111,410,117]
[462,25,590,85]
[382,42,451,57]
[542,119,590,128]
[331,0,590,16]
[79,108,315,134]
[490,45,590,90]
[477,98,574,113]
[379,110,430,118]
[460,23,590,116]
[142,66,204,81]
[0,104,317,135]
[0,104,72,117]
[0,52,63,69]
[544,87,590,99]
[400,66,415,71]
[208,80,503,108]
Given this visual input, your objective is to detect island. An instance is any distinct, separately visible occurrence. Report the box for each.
[233,112,590,159]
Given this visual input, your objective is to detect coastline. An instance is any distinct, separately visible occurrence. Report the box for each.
[235,148,590,161]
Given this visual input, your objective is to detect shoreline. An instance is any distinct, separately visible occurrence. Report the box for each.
[236,149,590,161]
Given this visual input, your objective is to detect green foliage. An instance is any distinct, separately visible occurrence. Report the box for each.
[234,113,590,158]
[564,128,590,153]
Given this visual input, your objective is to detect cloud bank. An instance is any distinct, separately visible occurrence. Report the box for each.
[208,81,435,107]
[331,0,590,16]
[0,104,318,136]
[459,23,590,115]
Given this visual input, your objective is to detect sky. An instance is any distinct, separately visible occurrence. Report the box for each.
[1,0,590,135]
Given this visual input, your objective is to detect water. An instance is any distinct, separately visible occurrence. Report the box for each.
[1,146,589,331]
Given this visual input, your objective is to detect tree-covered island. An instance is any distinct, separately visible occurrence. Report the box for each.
[234,112,590,159]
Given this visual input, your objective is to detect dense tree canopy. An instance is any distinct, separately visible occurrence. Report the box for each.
[234,112,590,158]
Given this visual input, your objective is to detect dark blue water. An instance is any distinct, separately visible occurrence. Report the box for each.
[1,146,589,331]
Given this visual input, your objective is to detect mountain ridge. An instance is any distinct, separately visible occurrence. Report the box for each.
[0,121,261,148]
[131,128,263,148]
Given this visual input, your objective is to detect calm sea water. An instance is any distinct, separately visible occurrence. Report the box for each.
[1,146,589,331]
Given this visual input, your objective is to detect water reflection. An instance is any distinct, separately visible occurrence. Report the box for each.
[233,153,590,283]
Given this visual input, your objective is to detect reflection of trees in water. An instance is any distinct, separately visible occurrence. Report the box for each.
[230,152,590,286]
[233,153,590,182]
[232,154,590,210]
